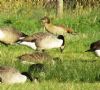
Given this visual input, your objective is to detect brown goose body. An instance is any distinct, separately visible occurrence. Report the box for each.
[41,17,74,35]
[18,52,53,64]
[0,27,27,44]
[0,66,27,84]
[21,32,52,42]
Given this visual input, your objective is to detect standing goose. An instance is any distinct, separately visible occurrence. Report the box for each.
[0,66,35,84]
[85,40,100,57]
[17,52,55,64]
[41,16,74,35]
[0,27,27,45]
[18,32,65,52]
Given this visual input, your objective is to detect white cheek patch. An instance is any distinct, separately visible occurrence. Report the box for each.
[95,50,100,57]
[0,30,5,39]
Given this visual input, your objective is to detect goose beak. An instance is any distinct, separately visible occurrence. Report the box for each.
[40,18,44,22]
[40,19,45,25]
[60,46,64,53]
[40,18,43,22]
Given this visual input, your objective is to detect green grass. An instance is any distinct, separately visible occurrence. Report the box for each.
[0,6,100,90]
[0,81,100,90]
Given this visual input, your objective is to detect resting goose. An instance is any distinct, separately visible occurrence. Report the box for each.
[85,40,100,57]
[18,52,56,64]
[18,32,65,52]
[41,16,74,35]
[0,66,34,84]
[0,27,27,45]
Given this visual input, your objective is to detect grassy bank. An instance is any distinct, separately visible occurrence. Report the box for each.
[0,1,100,89]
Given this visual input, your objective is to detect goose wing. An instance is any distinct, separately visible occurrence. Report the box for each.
[20,32,53,42]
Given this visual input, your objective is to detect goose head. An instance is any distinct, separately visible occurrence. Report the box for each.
[85,40,100,57]
[41,16,50,24]
[57,35,65,53]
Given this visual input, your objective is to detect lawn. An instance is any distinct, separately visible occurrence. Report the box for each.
[0,3,100,90]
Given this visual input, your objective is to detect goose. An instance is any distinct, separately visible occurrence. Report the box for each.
[0,27,27,45]
[18,32,65,52]
[17,52,55,64]
[85,40,100,57]
[0,66,35,84]
[41,16,75,35]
